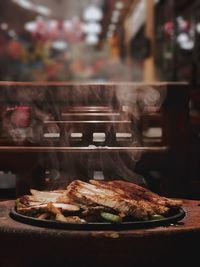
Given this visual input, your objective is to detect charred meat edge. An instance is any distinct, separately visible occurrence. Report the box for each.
[66,180,155,220]
[89,180,170,215]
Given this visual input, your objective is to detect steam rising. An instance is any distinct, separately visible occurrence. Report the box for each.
[2,84,166,190]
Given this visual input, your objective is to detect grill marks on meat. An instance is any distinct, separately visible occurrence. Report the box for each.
[89,180,169,215]
[67,180,155,220]
[106,180,182,207]
[91,180,182,213]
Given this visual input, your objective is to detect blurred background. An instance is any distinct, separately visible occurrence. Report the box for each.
[0,0,199,84]
[0,0,200,199]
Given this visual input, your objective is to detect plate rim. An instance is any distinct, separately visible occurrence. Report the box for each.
[9,207,186,230]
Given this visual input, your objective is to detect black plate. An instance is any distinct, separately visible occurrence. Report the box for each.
[10,207,186,230]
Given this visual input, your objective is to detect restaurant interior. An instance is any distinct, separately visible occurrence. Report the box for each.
[0,1,200,267]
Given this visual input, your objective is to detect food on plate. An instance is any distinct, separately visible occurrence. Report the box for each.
[15,179,182,224]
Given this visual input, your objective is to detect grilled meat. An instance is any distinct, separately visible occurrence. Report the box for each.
[90,180,169,215]
[29,189,70,204]
[15,179,182,223]
[16,202,80,213]
[67,180,155,220]
[63,216,86,223]
[106,180,182,207]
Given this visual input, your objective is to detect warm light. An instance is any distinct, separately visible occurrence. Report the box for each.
[35,5,51,16]
[64,20,73,30]
[0,23,8,31]
[107,31,113,38]
[8,30,16,38]
[83,5,103,21]
[12,0,51,16]
[180,41,194,50]
[196,23,200,33]
[51,41,68,51]
[47,20,58,30]
[126,0,146,39]
[177,33,189,43]
[108,24,116,31]
[164,21,174,35]
[177,33,194,50]
[83,22,102,34]
[24,17,84,43]
[24,21,37,32]
[115,1,124,10]
[85,34,99,45]
[13,0,33,10]
[177,17,190,31]
[111,10,120,23]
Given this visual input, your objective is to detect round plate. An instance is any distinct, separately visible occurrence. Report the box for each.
[10,207,186,230]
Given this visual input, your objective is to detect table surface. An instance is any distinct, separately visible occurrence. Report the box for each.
[1,199,200,267]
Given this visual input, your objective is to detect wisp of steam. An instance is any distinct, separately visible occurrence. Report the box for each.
[2,83,166,190]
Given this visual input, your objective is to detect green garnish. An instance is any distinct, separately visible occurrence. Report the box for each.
[150,214,165,220]
[15,198,20,206]
[100,212,123,224]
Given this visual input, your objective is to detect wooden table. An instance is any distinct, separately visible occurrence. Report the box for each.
[0,199,200,267]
